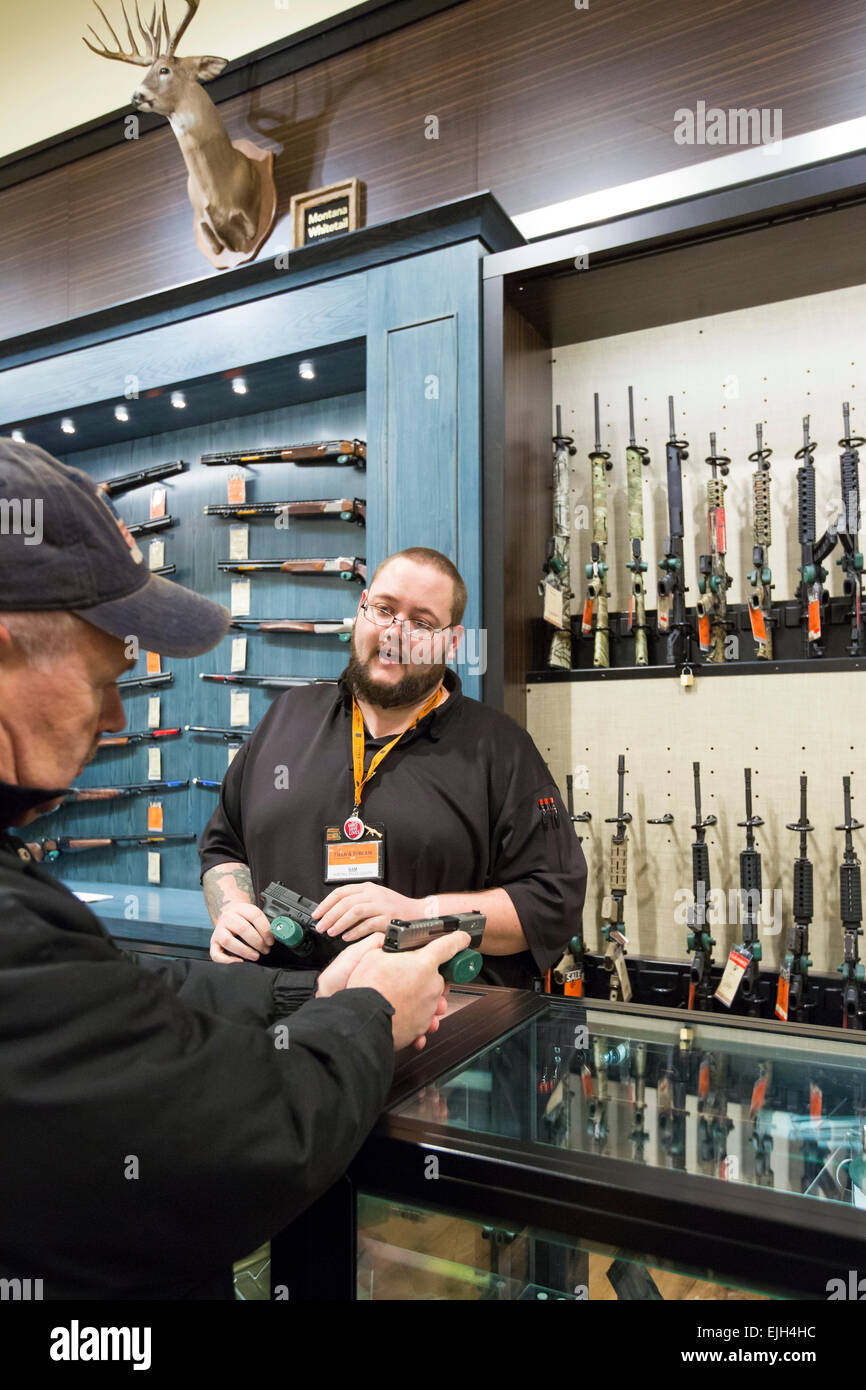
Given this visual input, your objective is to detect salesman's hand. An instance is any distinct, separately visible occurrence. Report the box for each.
[210,902,274,963]
[345,932,470,1051]
[313,882,421,942]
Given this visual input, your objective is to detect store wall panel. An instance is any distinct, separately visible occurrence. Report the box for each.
[4,0,866,339]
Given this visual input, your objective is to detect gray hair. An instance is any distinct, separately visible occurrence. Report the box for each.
[0,611,82,669]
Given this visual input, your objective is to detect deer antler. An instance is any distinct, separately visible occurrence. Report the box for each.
[164,0,200,57]
[82,1,163,66]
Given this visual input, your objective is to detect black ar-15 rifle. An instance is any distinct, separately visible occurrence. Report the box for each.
[657,396,691,665]
[747,422,774,658]
[735,767,764,1011]
[837,402,865,656]
[687,761,716,1011]
[601,754,632,1001]
[796,414,838,657]
[836,774,864,1030]
[775,775,814,1023]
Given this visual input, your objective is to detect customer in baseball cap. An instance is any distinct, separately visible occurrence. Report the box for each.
[0,436,462,1299]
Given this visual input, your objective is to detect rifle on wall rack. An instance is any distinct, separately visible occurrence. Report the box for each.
[600,754,632,1002]
[58,780,188,804]
[624,386,651,666]
[98,461,185,497]
[581,393,613,668]
[96,728,181,750]
[837,402,865,657]
[696,432,732,662]
[199,674,337,689]
[656,396,691,666]
[29,833,196,861]
[126,516,175,537]
[204,498,365,524]
[796,414,837,657]
[747,422,774,658]
[775,774,815,1023]
[539,405,576,669]
[218,556,366,582]
[230,618,353,638]
[117,673,173,691]
[836,774,864,1030]
[200,440,366,468]
[686,761,716,1011]
[185,726,251,740]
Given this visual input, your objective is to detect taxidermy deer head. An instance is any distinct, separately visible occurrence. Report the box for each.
[83,0,277,269]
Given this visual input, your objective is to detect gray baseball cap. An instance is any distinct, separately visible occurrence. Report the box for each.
[0,438,230,656]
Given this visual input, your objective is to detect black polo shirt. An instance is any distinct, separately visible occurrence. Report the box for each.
[199,669,587,987]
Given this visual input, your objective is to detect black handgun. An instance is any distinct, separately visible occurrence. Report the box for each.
[383,911,486,983]
[260,881,320,953]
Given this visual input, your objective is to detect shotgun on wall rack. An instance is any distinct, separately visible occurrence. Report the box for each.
[218,556,366,582]
[29,833,196,861]
[117,673,173,691]
[200,440,366,468]
[97,461,186,496]
[59,780,189,804]
[185,726,252,740]
[126,516,175,536]
[96,728,182,749]
[230,618,353,638]
[199,674,338,688]
[204,498,366,524]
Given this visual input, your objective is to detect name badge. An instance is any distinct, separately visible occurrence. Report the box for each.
[323,822,385,882]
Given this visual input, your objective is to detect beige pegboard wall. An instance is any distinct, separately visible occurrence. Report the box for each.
[526,670,864,976]
[553,283,865,614]
[530,282,866,981]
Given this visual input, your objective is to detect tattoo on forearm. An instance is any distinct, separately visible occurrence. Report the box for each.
[203,863,254,921]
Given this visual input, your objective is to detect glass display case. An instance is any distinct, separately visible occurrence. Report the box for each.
[272,987,866,1300]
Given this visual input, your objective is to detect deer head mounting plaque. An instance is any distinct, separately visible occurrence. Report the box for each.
[83,0,277,269]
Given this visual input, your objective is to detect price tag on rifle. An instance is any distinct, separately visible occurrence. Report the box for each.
[563,965,584,998]
[227,743,241,767]
[149,539,165,571]
[229,524,249,562]
[657,593,672,632]
[227,472,246,505]
[146,651,162,675]
[147,851,161,885]
[150,486,167,520]
[230,690,250,727]
[231,637,247,672]
[775,966,790,1021]
[715,947,752,1008]
[147,801,164,833]
[148,747,161,781]
[147,696,161,729]
[543,581,565,629]
[748,604,767,644]
[230,580,250,617]
[698,612,711,652]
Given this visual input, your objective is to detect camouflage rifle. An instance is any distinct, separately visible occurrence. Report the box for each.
[581,393,613,667]
[539,405,577,669]
[696,432,732,662]
[747,422,774,658]
[624,386,651,666]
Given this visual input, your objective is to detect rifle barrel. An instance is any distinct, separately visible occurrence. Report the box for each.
[628,386,636,445]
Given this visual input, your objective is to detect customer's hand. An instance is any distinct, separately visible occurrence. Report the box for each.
[209,902,274,963]
[345,932,470,1051]
[316,934,449,1051]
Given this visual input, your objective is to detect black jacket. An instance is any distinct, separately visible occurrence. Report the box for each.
[0,781,394,1300]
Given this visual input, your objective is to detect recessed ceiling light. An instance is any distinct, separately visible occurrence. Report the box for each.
[11,429,25,443]
[170,391,186,409]
[61,418,76,435]
[232,378,248,395]
[114,404,130,422]
[299,361,315,381]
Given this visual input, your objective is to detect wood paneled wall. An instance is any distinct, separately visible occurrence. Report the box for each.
[3,0,866,340]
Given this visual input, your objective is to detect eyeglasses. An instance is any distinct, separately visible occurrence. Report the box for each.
[360,598,451,639]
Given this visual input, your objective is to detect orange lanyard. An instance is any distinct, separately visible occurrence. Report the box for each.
[350,685,444,814]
